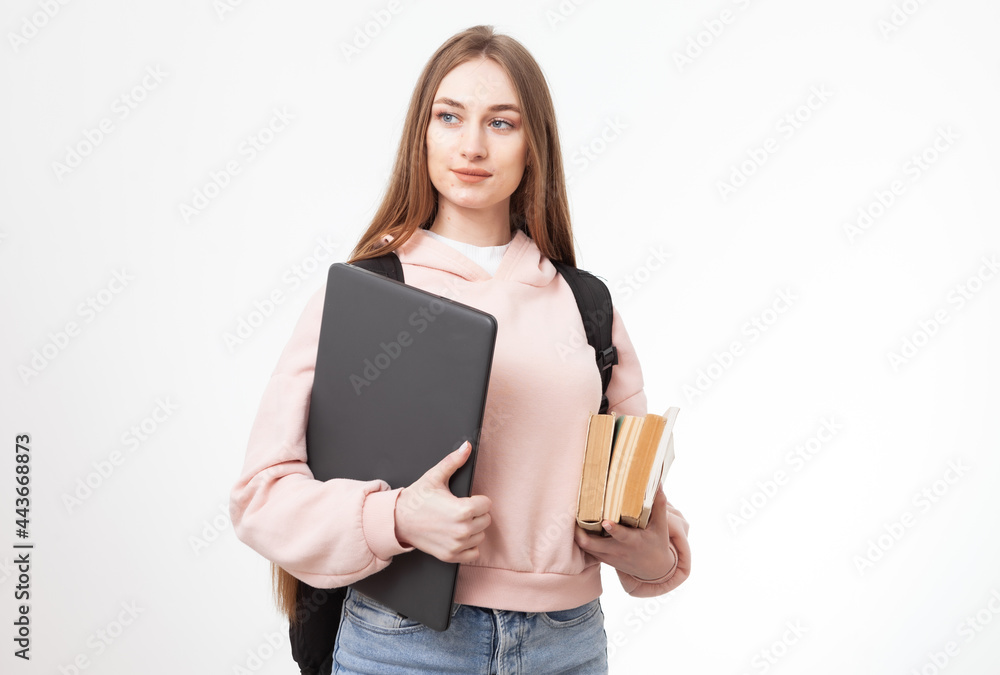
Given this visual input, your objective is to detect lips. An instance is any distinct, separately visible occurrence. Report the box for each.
[452,168,491,177]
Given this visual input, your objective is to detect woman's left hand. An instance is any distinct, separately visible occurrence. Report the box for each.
[574,485,690,582]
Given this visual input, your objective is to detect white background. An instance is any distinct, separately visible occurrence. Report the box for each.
[2,1,999,673]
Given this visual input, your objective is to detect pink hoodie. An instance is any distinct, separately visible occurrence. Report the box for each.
[229,227,689,612]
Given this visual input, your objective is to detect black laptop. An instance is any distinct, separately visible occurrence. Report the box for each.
[306,262,498,631]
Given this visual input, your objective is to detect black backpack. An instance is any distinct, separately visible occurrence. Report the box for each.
[289,251,619,675]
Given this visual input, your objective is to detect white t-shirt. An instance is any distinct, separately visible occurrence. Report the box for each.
[423,228,513,277]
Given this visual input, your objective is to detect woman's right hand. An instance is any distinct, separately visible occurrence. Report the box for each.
[393,441,492,564]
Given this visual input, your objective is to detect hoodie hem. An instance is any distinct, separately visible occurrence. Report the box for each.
[452,562,604,612]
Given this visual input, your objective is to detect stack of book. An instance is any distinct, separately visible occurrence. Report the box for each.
[576,407,679,535]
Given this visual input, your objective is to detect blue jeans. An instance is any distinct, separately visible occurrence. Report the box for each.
[333,586,609,674]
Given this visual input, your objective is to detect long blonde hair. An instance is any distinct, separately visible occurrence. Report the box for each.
[275,23,577,623]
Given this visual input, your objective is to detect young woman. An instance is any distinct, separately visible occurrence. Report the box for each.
[230,24,691,675]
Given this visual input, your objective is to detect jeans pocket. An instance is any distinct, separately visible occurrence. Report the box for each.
[344,588,429,635]
[538,598,602,629]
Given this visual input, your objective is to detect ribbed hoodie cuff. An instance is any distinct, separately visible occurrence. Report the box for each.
[631,541,679,585]
[362,487,415,561]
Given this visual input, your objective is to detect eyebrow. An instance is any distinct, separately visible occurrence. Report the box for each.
[433,97,521,114]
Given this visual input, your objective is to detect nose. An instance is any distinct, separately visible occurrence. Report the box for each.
[460,123,487,161]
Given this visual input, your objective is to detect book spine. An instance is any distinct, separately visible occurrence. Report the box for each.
[619,514,639,528]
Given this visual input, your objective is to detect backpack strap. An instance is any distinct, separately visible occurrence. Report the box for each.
[351,252,404,282]
[550,260,619,415]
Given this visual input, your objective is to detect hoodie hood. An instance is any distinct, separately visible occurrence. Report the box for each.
[379,228,557,287]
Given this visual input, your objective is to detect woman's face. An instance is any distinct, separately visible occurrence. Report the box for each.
[426,58,528,218]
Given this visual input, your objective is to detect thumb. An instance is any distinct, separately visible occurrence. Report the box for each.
[426,441,471,485]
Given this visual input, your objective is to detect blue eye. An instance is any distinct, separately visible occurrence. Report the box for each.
[434,112,515,131]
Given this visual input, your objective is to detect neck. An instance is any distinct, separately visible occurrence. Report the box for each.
[428,200,513,246]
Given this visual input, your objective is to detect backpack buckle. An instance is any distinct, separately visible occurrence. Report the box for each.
[596,345,618,371]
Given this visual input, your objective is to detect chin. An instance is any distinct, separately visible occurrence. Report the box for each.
[440,187,499,205]
[448,197,496,210]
